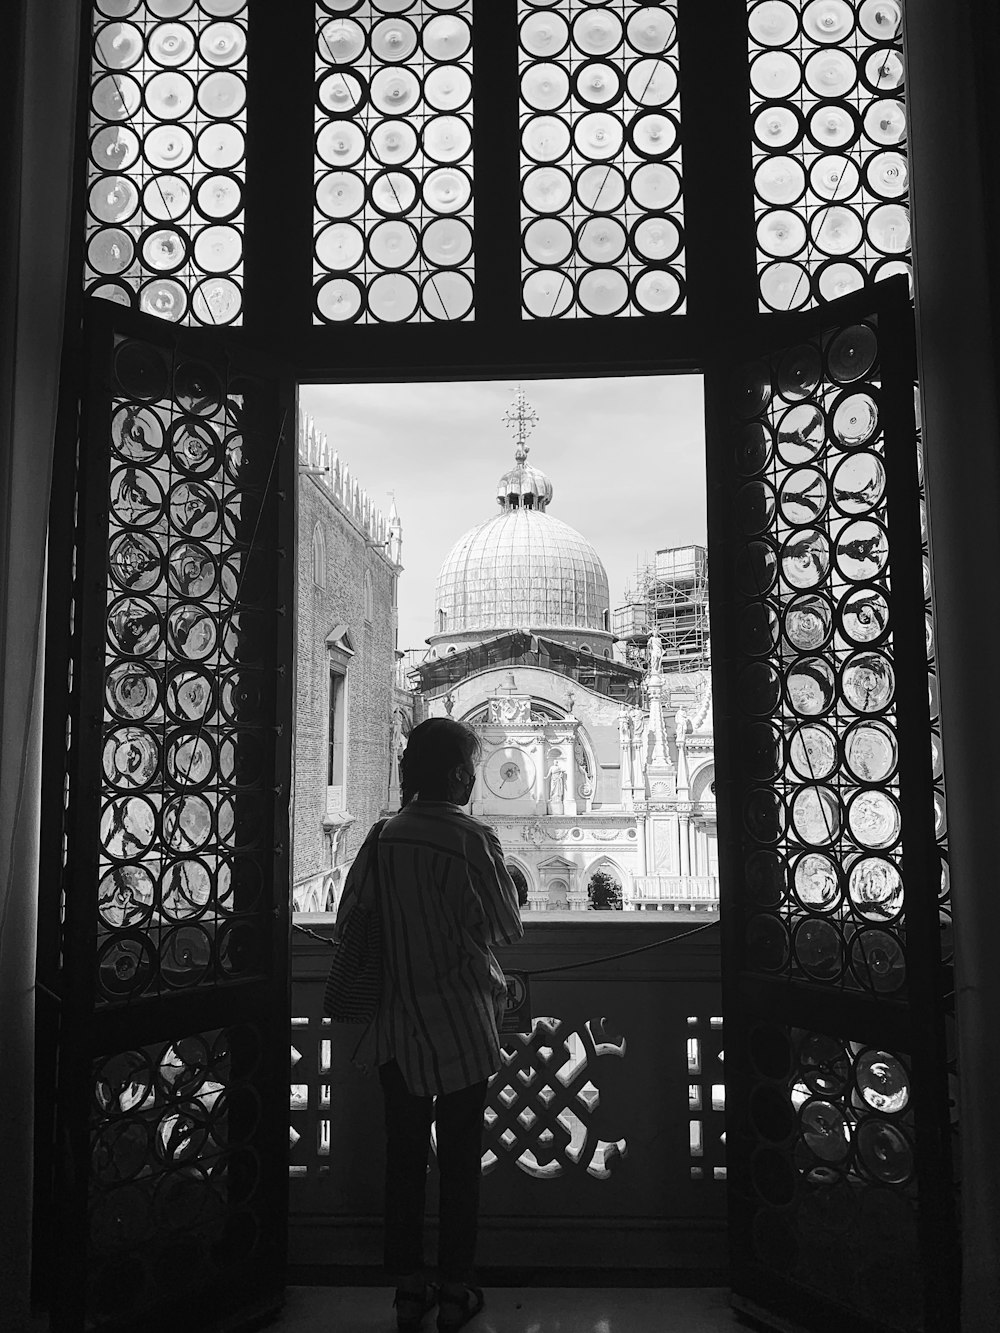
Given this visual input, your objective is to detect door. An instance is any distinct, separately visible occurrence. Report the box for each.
[707,278,956,1332]
[43,300,294,1332]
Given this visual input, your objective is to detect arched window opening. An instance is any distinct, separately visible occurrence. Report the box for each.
[312,522,326,588]
[587,869,623,911]
[508,864,529,908]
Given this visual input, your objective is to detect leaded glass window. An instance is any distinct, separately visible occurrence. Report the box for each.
[312,0,475,324]
[98,334,277,999]
[86,0,249,326]
[518,0,685,319]
[748,0,908,311]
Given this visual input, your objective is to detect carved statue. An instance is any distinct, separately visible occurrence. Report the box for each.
[674,705,690,744]
[647,628,663,676]
[618,707,634,788]
[545,759,568,803]
[630,706,647,779]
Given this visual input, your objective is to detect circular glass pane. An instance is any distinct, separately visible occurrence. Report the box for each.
[777,403,826,465]
[794,917,844,979]
[857,1118,913,1184]
[848,856,904,921]
[831,451,885,515]
[779,466,827,525]
[848,789,901,849]
[844,719,897,781]
[789,723,838,781]
[842,650,895,714]
[856,1049,909,1113]
[784,594,832,651]
[836,519,887,580]
[787,657,836,717]
[793,852,841,911]
[791,785,841,845]
[781,529,830,590]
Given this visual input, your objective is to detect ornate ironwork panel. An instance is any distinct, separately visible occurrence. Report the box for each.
[743,1022,922,1328]
[747,0,909,311]
[87,1025,267,1327]
[53,302,293,1332]
[86,0,249,325]
[709,282,955,1330]
[94,328,279,1001]
[517,0,685,319]
[312,0,475,324]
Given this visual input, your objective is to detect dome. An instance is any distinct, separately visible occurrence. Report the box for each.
[432,509,610,640]
[496,443,553,512]
[430,431,611,644]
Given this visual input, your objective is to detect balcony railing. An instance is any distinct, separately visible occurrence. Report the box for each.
[629,875,719,910]
[289,918,725,1273]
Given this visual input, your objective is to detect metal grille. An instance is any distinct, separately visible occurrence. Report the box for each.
[731,317,911,988]
[518,0,685,318]
[86,0,249,325]
[747,0,909,311]
[95,332,279,1001]
[312,0,476,324]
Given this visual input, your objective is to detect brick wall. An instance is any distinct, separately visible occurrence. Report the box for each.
[293,472,398,909]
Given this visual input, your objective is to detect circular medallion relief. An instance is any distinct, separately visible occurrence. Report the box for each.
[484,749,535,799]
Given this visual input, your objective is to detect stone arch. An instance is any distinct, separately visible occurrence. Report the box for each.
[546,878,569,910]
[537,854,576,911]
[690,761,716,805]
[321,867,343,915]
[585,854,628,885]
[505,856,532,908]
[585,855,627,910]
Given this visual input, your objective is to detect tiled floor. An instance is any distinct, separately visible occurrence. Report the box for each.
[279,1285,737,1332]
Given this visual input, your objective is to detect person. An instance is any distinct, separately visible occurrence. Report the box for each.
[361,717,523,1332]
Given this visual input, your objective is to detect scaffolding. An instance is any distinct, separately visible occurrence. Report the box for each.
[612,545,710,672]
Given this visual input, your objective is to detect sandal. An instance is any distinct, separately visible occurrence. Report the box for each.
[436,1284,485,1332]
[393,1280,439,1332]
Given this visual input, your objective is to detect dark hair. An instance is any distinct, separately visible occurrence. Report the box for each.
[400,718,479,806]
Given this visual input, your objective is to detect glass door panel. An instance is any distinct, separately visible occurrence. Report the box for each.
[707,278,955,1332]
[51,300,294,1333]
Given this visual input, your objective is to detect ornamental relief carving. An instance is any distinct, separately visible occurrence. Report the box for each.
[489,697,532,725]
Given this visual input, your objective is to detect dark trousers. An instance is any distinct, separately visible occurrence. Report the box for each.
[379,1059,488,1284]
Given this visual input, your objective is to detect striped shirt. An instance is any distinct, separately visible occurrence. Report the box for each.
[373,800,523,1097]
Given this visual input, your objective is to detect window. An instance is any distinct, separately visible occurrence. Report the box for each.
[364,568,374,621]
[86,1,248,325]
[327,664,346,797]
[518,0,685,319]
[748,0,908,310]
[312,0,475,324]
[312,522,326,587]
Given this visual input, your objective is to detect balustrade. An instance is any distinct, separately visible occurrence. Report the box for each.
[289,918,724,1272]
[629,875,719,909]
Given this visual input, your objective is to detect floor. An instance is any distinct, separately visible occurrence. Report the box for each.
[278,1285,738,1332]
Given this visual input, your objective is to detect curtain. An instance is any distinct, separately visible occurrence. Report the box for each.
[0,3,80,1327]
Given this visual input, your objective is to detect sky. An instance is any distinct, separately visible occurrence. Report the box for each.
[300,374,707,654]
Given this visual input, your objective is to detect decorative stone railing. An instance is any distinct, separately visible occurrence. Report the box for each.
[289,917,725,1273]
[629,875,719,910]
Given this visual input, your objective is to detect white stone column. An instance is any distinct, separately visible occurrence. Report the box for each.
[679,814,691,877]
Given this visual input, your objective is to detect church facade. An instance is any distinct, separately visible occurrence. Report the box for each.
[413,393,717,912]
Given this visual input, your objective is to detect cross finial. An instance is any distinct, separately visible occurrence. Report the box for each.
[502,385,539,462]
